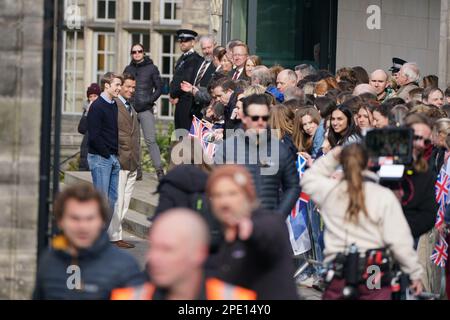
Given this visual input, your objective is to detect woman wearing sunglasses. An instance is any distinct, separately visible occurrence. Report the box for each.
[123,43,165,179]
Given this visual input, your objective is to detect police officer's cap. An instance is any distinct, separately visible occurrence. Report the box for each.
[389,57,407,73]
[176,29,198,41]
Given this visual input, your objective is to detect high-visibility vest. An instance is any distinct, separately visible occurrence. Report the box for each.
[111,277,257,300]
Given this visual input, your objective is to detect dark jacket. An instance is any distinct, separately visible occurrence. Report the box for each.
[213,209,299,300]
[401,168,439,238]
[33,232,145,300]
[87,95,119,158]
[429,146,446,175]
[281,134,298,160]
[223,90,243,139]
[123,56,162,113]
[154,165,209,216]
[195,60,216,88]
[228,68,251,82]
[115,97,140,171]
[191,61,216,118]
[153,165,223,255]
[78,108,89,170]
[170,51,203,99]
[170,50,204,130]
[214,129,300,217]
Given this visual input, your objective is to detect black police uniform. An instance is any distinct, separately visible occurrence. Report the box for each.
[170,29,203,131]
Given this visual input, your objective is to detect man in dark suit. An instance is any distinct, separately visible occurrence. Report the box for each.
[228,43,250,82]
[169,29,203,131]
[190,35,217,118]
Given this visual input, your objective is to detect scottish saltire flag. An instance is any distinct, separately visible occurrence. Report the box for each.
[189,116,216,158]
[431,234,448,268]
[297,154,307,178]
[287,192,312,255]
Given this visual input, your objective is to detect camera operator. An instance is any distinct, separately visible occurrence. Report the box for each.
[301,143,423,300]
[398,114,440,293]
[398,114,438,242]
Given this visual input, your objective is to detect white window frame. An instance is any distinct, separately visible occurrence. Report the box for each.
[62,30,85,115]
[157,34,178,119]
[129,32,151,56]
[160,0,181,25]
[93,32,116,84]
[94,0,116,22]
[129,0,152,23]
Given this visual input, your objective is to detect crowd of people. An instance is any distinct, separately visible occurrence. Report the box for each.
[34,29,450,300]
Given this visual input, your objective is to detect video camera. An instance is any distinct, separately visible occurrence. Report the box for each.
[364,127,414,182]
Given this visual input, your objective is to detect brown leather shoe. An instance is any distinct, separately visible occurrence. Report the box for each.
[111,240,135,249]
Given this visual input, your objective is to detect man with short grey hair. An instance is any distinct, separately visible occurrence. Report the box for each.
[251,65,272,88]
[283,86,304,102]
[396,62,420,101]
[276,69,298,94]
[295,64,316,81]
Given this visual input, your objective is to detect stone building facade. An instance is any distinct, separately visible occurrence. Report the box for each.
[0,0,43,299]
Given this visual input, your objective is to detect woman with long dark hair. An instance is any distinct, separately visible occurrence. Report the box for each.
[328,104,361,147]
[301,143,423,300]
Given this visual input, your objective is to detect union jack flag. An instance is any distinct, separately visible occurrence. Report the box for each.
[435,169,450,207]
[431,234,448,268]
[287,192,311,255]
[189,116,216,158]
[286,154,311,255]
[435,205,446,229]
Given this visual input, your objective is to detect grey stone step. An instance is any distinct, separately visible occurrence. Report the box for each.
[122,209,151,239]
[64,171,159,218]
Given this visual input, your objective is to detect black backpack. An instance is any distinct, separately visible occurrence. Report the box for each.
[190,192,223,254]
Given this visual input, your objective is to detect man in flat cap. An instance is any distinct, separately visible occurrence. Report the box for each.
[169,29,203,131]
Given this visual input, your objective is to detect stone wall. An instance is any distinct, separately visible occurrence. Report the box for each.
[336,0,441,78]
[0,0,42,299]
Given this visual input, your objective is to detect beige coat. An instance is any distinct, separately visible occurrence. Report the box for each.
[115,97,140,172]
[396,82,419,101]
[301,152,423,280]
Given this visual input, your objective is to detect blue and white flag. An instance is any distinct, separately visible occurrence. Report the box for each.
[296,154,307,178]
[286,154,311,255]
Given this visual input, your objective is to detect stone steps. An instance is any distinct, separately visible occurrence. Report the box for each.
[63,170,159,238]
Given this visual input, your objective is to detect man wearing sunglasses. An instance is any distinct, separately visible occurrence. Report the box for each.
[214,94,299,217]
[397,114,439,294]
[169,29,203,131]
[124,44,164,180]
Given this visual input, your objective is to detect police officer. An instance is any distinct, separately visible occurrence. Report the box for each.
[170,29,203,131]
[389,57,407,84]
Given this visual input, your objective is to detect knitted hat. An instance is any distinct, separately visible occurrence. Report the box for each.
[206,165,257,203]
[86,83,101,98]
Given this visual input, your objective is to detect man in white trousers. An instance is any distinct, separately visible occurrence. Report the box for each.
[109,73,140,248]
